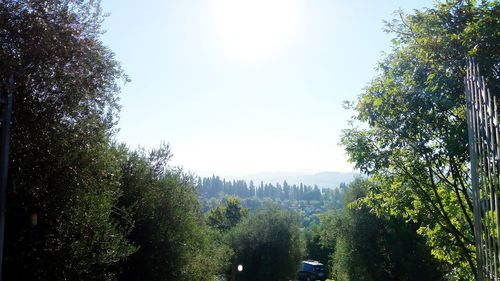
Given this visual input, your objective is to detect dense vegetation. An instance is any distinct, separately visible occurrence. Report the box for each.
[0,0,498,280]
[2,0,134,279]
[228,206,304,281]
[308,178,445,281]
[342,0,499,280]
[199,176,347,228]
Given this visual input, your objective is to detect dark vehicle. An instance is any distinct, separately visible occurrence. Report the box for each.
[297,260,326,281]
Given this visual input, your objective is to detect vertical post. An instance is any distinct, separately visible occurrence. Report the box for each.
[0,76,13,281]
[466,72,484,281]
[466,58,485,281]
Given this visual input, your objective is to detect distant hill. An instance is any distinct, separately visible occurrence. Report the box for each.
[238,171,359,189]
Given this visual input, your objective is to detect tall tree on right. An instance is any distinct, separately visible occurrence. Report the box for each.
[341,1,499,280]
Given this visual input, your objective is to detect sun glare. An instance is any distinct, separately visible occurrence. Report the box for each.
[212,0,301,60]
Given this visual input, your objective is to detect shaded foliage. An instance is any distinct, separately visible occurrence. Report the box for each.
[1,0,134,280]
[118,145,231,281]
[228,206,305,281]
[320,178,445,281]
[304,224,331,271]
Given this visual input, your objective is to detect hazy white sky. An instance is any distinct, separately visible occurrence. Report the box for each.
[101,0,434,176]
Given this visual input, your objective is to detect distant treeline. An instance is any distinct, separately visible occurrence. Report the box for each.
[197,175,347,202]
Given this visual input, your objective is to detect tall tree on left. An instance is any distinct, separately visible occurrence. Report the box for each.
[0,1,135,280]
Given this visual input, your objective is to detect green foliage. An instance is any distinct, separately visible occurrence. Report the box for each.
[341,1,499,279]
[228,206,305,281]
[320,179,444,281]
[322,184,347,209]
[200,177,349,229]
[199,176,326,202]
[208,196,249,232]
[118,145,231,281]
[1,0,135,279]
[304,223,331,268]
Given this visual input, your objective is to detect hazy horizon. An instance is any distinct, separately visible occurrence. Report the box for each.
[195,170,359,189]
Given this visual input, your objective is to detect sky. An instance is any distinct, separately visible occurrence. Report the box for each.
[100,0,435,177]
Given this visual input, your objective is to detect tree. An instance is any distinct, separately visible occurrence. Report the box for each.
[322,186,345,209]
[304,223,331,271]
[1,0,135,280]
[118,145,231,281]
[341,1,499,279]
[321,178,444,281]
[228,206,305,281]
[208,196,249,232]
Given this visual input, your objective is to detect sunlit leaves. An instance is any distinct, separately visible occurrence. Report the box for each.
[341,1,499,279]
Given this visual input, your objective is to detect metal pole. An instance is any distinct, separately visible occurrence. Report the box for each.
[0,76,13,281]
[466,58,485,281]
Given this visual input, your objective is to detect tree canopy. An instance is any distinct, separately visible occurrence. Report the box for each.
[118,145,231,281]
[319,178,444,281]
[228,206,305,281]
[1,0,133,279]
[341,1,499,279]
[207,195,249,232]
